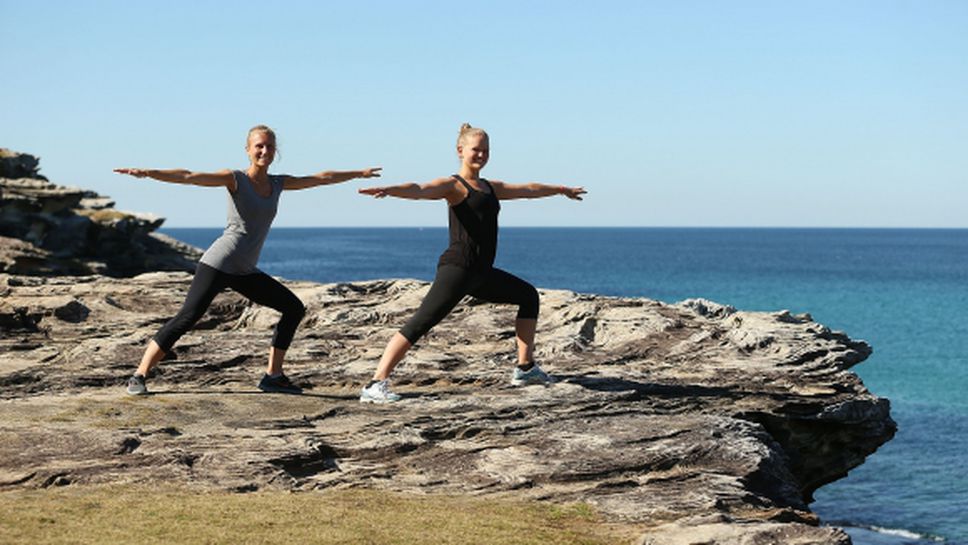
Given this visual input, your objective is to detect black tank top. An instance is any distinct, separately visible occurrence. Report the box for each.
[438,175,500,270]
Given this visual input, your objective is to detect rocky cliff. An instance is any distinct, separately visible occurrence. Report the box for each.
[0,270,896,545]
[0,148,200,276]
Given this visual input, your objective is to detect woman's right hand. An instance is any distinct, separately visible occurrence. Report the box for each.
[359,187,389,198]
[113,168,149,178]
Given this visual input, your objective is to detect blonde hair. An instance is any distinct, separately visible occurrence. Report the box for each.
[246,125,277,148]
[457,123,488,147]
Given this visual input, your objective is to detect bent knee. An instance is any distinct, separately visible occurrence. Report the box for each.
[288,300,307,321]
[519,286,539,319]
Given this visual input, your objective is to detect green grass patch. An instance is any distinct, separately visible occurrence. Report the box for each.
[0,485,635,544]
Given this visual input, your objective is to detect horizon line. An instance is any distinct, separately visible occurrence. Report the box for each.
[159,225,968,230]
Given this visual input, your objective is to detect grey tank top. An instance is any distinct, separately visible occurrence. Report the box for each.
[199,170,283,274]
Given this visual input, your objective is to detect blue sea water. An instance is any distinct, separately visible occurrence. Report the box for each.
[162,227,968,545]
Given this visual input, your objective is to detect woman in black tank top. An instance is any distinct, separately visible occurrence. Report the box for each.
[438,174,500,270]
[357,123,586,403]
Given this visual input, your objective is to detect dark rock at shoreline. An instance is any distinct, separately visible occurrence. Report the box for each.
[0,148,200,276]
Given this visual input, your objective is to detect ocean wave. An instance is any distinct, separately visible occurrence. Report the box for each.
[829,522,948,545]
[869,525,944,541]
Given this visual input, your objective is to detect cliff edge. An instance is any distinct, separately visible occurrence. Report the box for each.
[0,271,896,545]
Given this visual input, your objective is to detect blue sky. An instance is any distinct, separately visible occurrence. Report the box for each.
[2,1,966,227]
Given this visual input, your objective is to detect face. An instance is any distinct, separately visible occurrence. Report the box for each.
[246,131,276,168]
[457,134,489,171]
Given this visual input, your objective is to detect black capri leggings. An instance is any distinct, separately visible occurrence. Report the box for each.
[399,265,539,344]
[153,263,306,353]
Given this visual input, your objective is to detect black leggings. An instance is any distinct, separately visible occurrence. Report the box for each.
[399,265,539,344]
[153,263,306,353]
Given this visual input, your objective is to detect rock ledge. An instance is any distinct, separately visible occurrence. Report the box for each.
[0,272,895,545]
[1,148,200,276]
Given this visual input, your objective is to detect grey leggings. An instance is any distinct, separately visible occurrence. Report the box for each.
[153,263,306,353]
[399,265,539,344]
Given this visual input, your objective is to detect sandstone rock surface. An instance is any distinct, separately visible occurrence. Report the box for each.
[0,272,894,544]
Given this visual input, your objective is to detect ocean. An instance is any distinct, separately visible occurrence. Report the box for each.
[162,227,968,545]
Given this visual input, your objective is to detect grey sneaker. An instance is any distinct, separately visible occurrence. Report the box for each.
[511,363,553,386]
[127,374,148,395]
[258,373,303,394]
[360,380,401,404]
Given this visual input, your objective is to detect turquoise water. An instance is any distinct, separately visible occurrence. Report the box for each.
[163,227,968,544]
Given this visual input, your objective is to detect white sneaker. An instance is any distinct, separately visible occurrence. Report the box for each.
[511,363,553,386]
[360,379,402,404]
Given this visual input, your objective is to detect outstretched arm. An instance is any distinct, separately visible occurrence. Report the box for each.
[113,168,234,189]
[283,167,382,190]
[359,177,464,205]
[490,180,587,201]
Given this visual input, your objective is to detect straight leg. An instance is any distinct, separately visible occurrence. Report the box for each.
[375,266,471,380]
[142,263,227,375]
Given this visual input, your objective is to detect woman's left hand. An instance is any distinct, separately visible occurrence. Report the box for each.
[562,186,587,200]
[114,168,149,178]
[362,167,383,179]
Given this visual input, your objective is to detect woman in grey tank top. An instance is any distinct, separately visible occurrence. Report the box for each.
[115,125,381,395]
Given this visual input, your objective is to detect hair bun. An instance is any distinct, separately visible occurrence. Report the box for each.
[456,123,487,146]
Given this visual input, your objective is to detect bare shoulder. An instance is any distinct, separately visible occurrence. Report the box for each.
[484,178,509,198]
[425,175,459,188]
[206,168,235,180]
[428,175,463,194]
[214,169,237,191]
[424,175,465,204]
